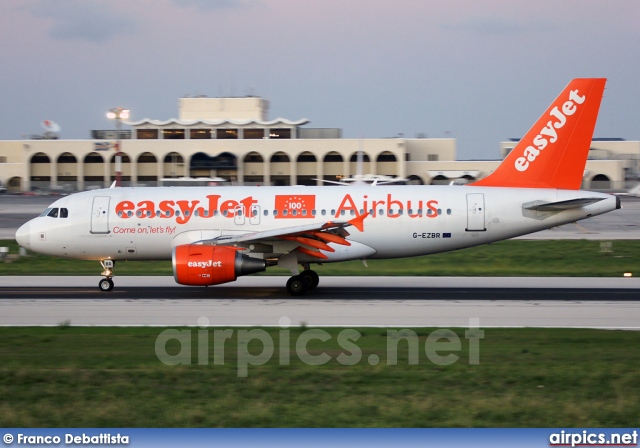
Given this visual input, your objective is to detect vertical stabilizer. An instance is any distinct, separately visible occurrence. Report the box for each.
[471,78,606,189]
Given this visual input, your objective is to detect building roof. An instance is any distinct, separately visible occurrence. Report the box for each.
[125,118,310,127]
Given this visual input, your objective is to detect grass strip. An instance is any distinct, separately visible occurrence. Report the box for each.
[1,239,639,277]
[0,326,638,427]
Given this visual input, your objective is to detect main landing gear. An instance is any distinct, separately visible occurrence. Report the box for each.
[99,259,115,292]
[286,266,320,296]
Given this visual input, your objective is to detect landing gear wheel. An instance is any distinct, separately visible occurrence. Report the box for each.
[99,278,114,292]
[286,275,307,296]
[300,270,319,289]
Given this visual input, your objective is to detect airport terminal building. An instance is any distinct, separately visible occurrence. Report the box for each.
[0,96,637,192]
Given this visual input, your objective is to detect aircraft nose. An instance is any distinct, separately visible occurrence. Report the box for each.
[15,222,31,248]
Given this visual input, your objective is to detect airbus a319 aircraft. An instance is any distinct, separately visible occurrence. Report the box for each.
[15,78,620,295]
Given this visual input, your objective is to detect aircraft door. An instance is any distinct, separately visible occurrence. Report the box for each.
[250,205,260,225]
[466,193,486,232]
[91,196,111,234]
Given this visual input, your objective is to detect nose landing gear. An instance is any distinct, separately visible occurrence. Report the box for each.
[99,259,115,292]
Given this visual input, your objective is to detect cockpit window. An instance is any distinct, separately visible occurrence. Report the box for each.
[38,207,67,218]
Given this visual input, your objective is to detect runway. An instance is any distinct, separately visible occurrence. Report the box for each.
[1,276,639,329]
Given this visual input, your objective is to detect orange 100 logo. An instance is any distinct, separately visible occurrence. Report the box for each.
[274,195,315,219]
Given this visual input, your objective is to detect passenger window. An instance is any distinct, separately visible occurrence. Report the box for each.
[47,208,59,218]
[60,208,68,218]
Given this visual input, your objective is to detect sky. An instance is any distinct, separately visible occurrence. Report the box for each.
[0,0,638,160]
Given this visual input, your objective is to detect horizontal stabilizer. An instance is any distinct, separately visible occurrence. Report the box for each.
[523,198,605,211]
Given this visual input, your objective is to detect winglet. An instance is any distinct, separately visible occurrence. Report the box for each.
[348,211,369,232]
[471,78,606,190]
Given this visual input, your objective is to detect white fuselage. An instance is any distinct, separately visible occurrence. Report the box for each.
[16,185,618,262]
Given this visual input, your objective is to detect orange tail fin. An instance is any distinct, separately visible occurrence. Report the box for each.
[471,78,606,190]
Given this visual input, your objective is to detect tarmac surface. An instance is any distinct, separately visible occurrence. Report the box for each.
[1,276,639,328]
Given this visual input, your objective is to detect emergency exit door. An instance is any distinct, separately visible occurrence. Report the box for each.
[466,193,486,232]
[91,196,111,234]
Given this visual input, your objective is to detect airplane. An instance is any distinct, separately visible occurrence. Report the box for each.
[15,78,620,295]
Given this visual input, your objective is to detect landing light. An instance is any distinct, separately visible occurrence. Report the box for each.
[623,272,633,277]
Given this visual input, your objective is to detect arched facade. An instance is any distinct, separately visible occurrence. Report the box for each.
[269,151,291,186]
[296,151,317,186]
[430,175,449,185]
[162,152,185,178]
[83,152,105,189]
[29,152,51,190]
[590,174,611,189]
[243,151,264,184]
[322,151,343,183]
[376,151,398,176]
[7,176,21,192]
[349,152,371,176]
[189,152,237,180]
[110,153,131,184]
[137,152,158,183]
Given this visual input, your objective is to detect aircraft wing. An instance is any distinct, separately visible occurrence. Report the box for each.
[199,213,369,259]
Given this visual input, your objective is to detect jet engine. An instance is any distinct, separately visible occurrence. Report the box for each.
[173,244,266,286]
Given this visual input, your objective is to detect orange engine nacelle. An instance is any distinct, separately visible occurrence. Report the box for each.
[173,244,266,286]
